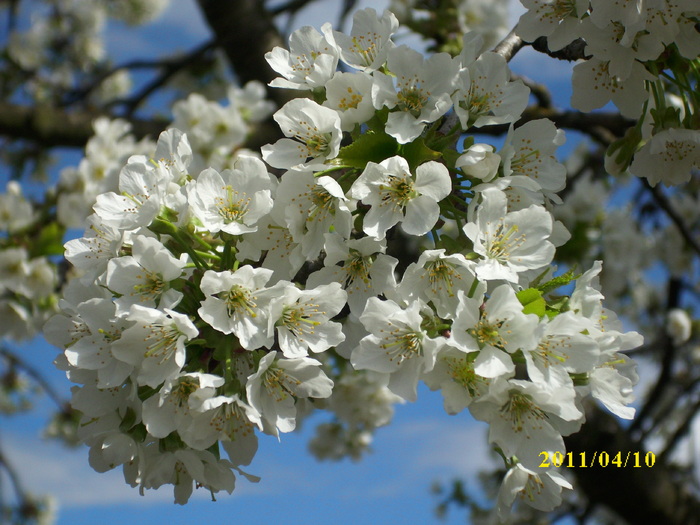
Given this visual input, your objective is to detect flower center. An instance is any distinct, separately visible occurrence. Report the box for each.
[338,86,363,110]
[397,86,428,117]
[379,174,415,210]
[537,0,578,21]
[307,186,335,224]
[426,259,460,297]
[132,268,166,300]
[379,322,423,365]
[263,366,300,402]
[350,33,380,66]
[500,391,547,432]
[534,335,571,368]
[221,285,257,318]
[471,316,506,349]
[172,377,199,408]
[281,302,322,339]
[446,355,489,397]
[486,223,524,262]
[144,323,182,363]
[342,250,372,288]
[215,185,251,223]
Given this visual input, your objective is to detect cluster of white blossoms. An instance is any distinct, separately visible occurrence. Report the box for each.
[0,181,58,341]
[8,0,170,99]
[388,0,511,50]
[57,81,274,229]
[46,6,665,518]
[516,0,700,186]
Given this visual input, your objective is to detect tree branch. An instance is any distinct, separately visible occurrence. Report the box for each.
[195,0,297,109]
[0,100,281,152]
[658,396,700,464]
[476,107,633,145]
[64,38,218,111]
[0,346,69,411]
[565,404,700,525]
[644,180,700,258]
[0,101,168,147]
[630,278,682,436]
[529,36,590,61]
[492,28,525,62]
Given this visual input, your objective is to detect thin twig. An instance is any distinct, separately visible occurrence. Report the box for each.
[62,56,189,107]
[268,0,316,17]
[0,443,27,503]
[475,107,632,145]
[658,397,700,463]
[644,179,700,258]
[0,346,69,412]
[630,278,682,436]
[120,39,219,116]
[510,73,553,108]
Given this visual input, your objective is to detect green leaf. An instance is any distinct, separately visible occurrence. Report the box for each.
[399,136,441,171]
[438,234,465,254]
[331,130,399,169]
[442,148,462,170]
[516,288,546,317]
[32,222,65,257]
[119,407,138,433]
[537,268,580,295]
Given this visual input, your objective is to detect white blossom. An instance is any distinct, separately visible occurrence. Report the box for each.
[350,156,451,240]
[667,308,692,346]
[265,25,338,91]
[267,281,347,358]
[105,235,185,313]
[111,306,198,388]
[198,266,276,350]
[571,58,652,118]
[464,188,555,283]
[326,8,398,71]
[629,128,700,186]
[397,249,485,320]
[516,0,588,51]
[246,352,333,435]
[497,463,572,518]
[452,52,529,129]
[470,378,582,471]
[262,99,342,170]
[352,298,444,401]
[451,286,539,378]
[188,157,276,235]
[371,46,456,143]
[307,234,398,314]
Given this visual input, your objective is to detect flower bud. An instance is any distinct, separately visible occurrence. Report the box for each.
[666,308,692,346]
[456,143,501,182]
[604,126,642,175]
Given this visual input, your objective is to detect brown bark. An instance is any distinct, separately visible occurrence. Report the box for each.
[565,405,700,525]
[195,0,299,109]
[0,101,168,147]
[0,101,280,151]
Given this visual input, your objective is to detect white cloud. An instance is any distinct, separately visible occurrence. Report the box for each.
[0,433,247,508]
[3,433,153,508]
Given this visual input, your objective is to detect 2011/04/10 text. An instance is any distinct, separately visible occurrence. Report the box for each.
[539,451,656,468]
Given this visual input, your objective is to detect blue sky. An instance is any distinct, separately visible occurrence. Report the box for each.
[3,1,670,524]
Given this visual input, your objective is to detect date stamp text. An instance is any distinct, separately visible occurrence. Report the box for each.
[539,451,656,468]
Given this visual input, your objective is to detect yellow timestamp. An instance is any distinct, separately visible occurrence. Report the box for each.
[539,451,656,468]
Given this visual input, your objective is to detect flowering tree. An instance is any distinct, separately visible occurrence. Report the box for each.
[1,0,700,523]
